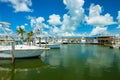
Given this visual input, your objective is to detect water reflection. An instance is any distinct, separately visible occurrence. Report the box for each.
[41,49,63,67]
[41,44,120,80]
[0,44,120,80]
[0,59,47,80]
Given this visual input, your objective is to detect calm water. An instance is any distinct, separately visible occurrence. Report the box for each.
[0,44,120,80]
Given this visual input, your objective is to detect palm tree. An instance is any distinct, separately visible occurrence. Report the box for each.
[17,27,25,40]
[26,31,34,45]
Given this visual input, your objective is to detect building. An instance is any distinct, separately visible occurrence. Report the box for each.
[97,36,114,45]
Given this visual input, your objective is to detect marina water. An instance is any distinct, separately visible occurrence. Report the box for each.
[0,44,120,80]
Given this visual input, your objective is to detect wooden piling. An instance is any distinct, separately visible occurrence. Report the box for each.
[11,42,15,64]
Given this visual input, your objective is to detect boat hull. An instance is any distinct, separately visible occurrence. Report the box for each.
[0,45,49,59]
[42,44,60,49]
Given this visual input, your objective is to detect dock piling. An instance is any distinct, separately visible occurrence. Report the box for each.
[11,42,15,63]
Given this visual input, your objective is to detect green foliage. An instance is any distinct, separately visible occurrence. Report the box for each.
[16,27,25,40]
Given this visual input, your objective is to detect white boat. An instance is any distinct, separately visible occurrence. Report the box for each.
[62,39,68,44]
[0,44,49,59]
[35,38,61,49]
[109,45,120,49]
[109,38,120,49]
[42,43,60,49]
[36,42,61,49]
[0,22,50,59]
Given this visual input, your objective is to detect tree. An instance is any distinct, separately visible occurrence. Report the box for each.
[26,31,34,45]
[16,27,25,40]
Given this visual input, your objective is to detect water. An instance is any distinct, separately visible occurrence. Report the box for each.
[0,44,120,80]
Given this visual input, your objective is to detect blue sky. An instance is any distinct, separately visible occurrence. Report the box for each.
[0,0,120,37]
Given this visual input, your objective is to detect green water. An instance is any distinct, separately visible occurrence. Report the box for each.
[0,44,120,80]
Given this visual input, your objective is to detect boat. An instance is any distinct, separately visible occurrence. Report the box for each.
[109,45,120,49]
[109,39,120,49]
[62,39,68,44]
[0,22,50,59]
[35,37,61,49]
[36,41,61,49]
[0,44,49,59]
[45,43,60,49]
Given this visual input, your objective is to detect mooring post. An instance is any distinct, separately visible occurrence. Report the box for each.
[39,37,41,47]
[11,41,15,64]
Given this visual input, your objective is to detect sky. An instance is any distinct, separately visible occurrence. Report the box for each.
[0,0,120,37]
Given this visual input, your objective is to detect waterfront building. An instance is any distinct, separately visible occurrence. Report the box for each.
[97,36,114,45]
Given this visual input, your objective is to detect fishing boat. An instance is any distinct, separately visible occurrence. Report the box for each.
[0,44,49,59]
[0,22,50,59]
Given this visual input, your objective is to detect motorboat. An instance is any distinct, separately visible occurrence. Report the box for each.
[35,37,61,49]
[0,44,49,59]
[0,22,50,59]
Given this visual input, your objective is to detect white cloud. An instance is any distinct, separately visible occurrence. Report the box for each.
[52,26,59,33]
[89,4,102,17]
[0,0,33,12]
[86,14,115,26]
[27,16,51,36]
[17,25,25,30]
[117,11,120,29]
[61,14,73,32]
[117,25,120,29]
[17,23,29,30]
[48,14,61,26]
[117,11,120,24]
[85,4,116,36]
[48,0,85,37]
[28,16,46,28]
[60,0,85,35]
[90,26,107,36]
[36,17,45,23]
[86,4,116,26]
[24,23,28,26]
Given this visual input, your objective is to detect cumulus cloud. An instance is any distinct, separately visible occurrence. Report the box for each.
[61,14,74,32]
[28,16,46,28]
[0,0,33,12]
[61,0,85,34]
[90,26,107,36]
[52,26,60,33]
[27,16,50,36]
[46,0,85,37]
[86,13,115,26]
[86,4,116,36]
[16,22,30,31]
[86,4,116,26]
[117,11,120,29]
[117,25,120,29]
[117,11,120,24]
[36,17,45,23]
[17,25,25,29]
[48,14,61,26]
